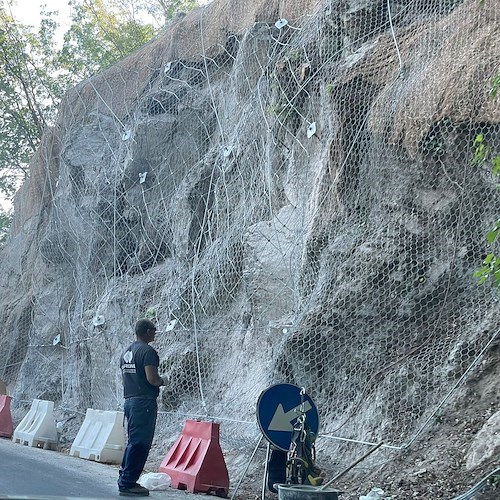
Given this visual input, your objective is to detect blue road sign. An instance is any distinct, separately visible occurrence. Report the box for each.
[256,383,319,451]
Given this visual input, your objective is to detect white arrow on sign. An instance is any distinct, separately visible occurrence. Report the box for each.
[268,401,312,432]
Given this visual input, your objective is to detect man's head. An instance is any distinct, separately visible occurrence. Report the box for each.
[135,318,157,343]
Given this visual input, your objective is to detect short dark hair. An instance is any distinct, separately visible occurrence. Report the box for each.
[135,319,156,337]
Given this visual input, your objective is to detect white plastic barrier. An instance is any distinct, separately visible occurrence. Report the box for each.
[12,399,58,450]
[70,409,125,464]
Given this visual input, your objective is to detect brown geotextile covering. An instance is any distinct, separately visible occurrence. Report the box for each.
[338,0,500,155]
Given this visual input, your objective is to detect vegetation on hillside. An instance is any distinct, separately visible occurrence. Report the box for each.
[473,75,500,287]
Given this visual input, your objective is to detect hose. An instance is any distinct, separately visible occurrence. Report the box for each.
[451,467,500,500]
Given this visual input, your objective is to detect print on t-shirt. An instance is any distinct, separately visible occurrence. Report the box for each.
[122,350,136,374]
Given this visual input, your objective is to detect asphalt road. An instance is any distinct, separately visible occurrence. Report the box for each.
[0,437,191,499]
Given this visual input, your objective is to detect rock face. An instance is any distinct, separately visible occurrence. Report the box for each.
[466,410,500,470]
[0,0,499,487]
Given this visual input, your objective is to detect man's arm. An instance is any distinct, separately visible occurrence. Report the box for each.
[145,365,165,387]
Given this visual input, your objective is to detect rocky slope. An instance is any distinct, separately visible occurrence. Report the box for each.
[1,0,499,497]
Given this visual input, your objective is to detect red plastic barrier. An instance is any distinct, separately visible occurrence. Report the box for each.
[159,419,229,497]
[0,395,13,438]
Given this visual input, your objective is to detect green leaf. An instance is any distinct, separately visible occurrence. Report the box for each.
[488,75,500,99]
[493,156,500,176]
[474,134,484,145]
[472,134,490,165]
[483,253,495,264]
[486,229,499,243]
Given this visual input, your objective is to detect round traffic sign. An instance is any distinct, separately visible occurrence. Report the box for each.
[256,383,319,451]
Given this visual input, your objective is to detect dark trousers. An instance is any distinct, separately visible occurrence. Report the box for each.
[118,398,158,489]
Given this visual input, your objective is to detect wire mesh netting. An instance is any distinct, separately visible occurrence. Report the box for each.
[1,0,499,476]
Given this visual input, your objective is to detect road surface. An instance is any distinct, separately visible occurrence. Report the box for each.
[0,437,190,499]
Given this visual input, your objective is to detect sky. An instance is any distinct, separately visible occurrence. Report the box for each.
[7,0,211,29]
[8,0,72,31]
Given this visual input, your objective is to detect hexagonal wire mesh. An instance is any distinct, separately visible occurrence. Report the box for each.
[1,0,499,480]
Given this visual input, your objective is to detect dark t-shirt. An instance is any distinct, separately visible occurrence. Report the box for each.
[120,340,160,399]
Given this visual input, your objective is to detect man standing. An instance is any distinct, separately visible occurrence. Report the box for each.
[118,319,165,497]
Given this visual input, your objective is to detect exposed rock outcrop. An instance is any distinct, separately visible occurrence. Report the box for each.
[0,0,499,496]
